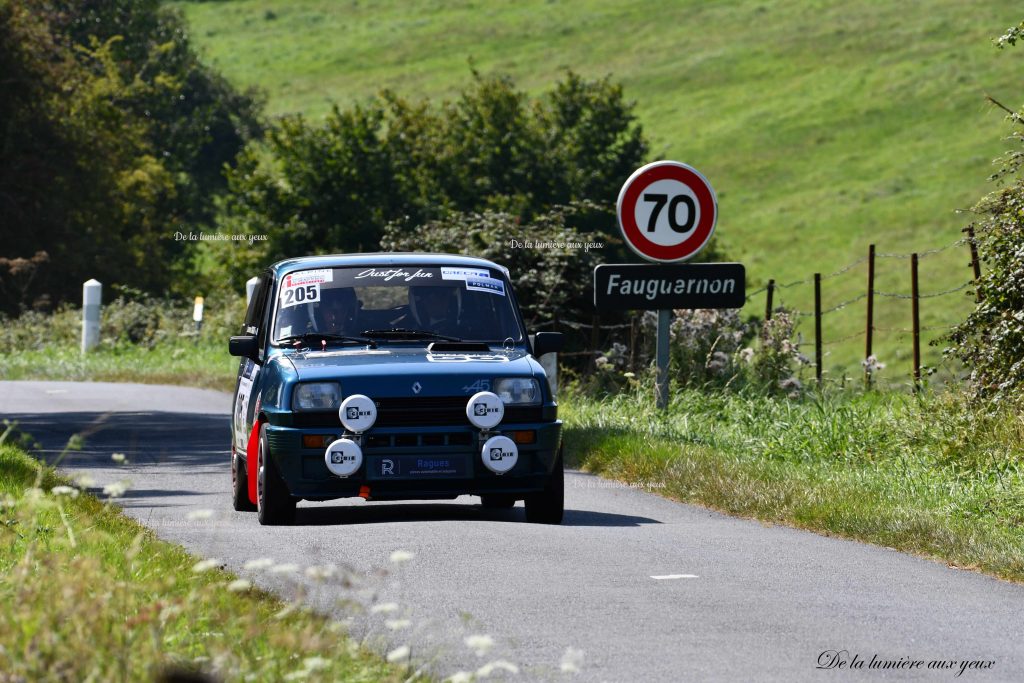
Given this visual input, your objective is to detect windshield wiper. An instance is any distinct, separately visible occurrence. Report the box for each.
[278,333,377,348]
[360,328,462,342]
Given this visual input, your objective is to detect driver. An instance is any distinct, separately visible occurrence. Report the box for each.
[405,285,459,334]
[314,287,357,334]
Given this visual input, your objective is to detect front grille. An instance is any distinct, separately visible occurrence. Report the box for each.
[293,397,543,428]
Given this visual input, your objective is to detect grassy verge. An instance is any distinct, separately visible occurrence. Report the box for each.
[0,342,237,393]
[0,439,417,682]
[562,384,1024,582]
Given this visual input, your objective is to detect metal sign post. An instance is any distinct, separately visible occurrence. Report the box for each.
[602,160,741,410]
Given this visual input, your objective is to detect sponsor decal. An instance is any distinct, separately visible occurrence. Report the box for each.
[465,276,505,296]
[441,267,490,281]
[279,282,320,309]
[474,402,500,417]
[353,268,433,282]
[381,459,396,475]
[283,269,333,287]
[330,450,356,465]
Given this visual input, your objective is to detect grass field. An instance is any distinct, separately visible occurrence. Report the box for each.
[561,382,1024,583]
[171,0,1022,381]
[0,438,416,682]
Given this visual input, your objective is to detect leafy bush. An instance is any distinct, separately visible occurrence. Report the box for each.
[210,70,647,292]
[946,20,1024,404]
[638,308,752,388]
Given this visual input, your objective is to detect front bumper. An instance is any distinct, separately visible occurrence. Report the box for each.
[264,420,562,501]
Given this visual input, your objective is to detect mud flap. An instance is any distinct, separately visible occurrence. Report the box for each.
[246,421,260,505]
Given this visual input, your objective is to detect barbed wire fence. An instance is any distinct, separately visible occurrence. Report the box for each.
[546,227,983,388]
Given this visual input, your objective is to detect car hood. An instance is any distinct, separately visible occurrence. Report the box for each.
[277,346,541,396]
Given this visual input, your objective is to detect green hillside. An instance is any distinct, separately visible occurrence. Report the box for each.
[172,0,1021,382]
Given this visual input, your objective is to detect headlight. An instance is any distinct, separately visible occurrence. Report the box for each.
[494,378,541,405]
[293,382,341,411]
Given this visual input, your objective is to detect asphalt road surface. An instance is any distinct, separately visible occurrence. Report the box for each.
[3,380,1023,682]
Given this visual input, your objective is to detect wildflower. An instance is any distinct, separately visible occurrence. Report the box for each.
[186,509,214,521]
[102,480,129,498]
[269,563,299,574]
[477,660,519,677]
[0,494,16,509]
[192,558,221,573]
[739,347,754,364]
[227,579,252,592]
[446,672,473,683]
[111,453,126,463]
[302,656,330,672]
[50,485,78,498]
[370,602,399,614]
[73,474,95,488]
[560,647,585,673]
[282,671,309,682]
[386,645,410,663]
[385,619,411,631]
[861,355,886,373]
[243,558,275,571]
[389,549,415,564]
[465,634,495,657]
[305,565,336,580]
[623,371,636,378]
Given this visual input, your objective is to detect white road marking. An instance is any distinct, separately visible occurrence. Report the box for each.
[45,389,68,394]
[651,574,699,580]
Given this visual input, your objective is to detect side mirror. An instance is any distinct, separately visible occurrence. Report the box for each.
[532,332,564,357]
[229,335,259,360]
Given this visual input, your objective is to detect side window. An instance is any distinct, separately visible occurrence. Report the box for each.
[242,273,271,337]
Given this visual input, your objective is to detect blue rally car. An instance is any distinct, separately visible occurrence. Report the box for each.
[228,253,565,525]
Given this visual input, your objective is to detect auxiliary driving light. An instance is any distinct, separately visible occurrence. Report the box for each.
[324,438,363,477]
[339,394,377,433]
[466,391,504,429]
[481,435,518,475]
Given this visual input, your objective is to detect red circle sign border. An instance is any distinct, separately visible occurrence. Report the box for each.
[616,161,718,263]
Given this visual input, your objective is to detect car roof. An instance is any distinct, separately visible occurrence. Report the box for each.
[270,253,509,278]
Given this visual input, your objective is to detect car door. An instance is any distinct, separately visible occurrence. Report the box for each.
[233,272,272,453]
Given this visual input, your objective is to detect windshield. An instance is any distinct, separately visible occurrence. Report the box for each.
[271,265,524,344]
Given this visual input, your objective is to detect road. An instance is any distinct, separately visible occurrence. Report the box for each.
[2,380,1022,682]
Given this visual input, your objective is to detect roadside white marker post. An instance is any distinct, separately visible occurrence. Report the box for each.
[81,279,101,354]
[605,161,724,410]
[246,276,259,305]
[193,296,204,338]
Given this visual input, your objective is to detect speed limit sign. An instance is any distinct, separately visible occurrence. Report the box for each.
[616,160,718,263]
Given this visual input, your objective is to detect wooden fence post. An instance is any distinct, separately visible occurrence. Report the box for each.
[865,244,875,387]
[967,226,982,302]
[814,272,822,386]
[911,253,921,386]
[765,279,775,321]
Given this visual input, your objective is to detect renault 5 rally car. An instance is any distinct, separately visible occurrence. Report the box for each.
[228,253,565,526]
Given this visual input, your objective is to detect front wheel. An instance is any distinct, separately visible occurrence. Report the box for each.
[257,424,296,526]
[231,450,256,511]
[524,445,564,524]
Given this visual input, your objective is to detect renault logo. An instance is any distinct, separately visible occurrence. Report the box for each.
[412,381,422,394]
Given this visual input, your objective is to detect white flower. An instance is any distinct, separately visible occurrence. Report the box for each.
[385,619,411,631]
[386,645,410,663]
[226,579,252,592]
[302,656,330,672]
[739,347,754,363]
[102,481,129,498]
[305,565,336,580]
[243,558,275,571]
[389,549,415,564]
[476,660,519,677]
[370,602,400,614]
[465,634,495,657]
[111,453,126,463]
[282,671,309,682]
[187,509,214,521]
[269,563,299,574]
[193,558,221,573]
[73,474,95,488]
[446,672,473,683]
[560,647,584,673]
[50,485,78,497]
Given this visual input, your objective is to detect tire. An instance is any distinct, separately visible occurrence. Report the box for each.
[257,424,296,525]
[231,450,256,511]
[480,494,517,509]
[524,444,564,524]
